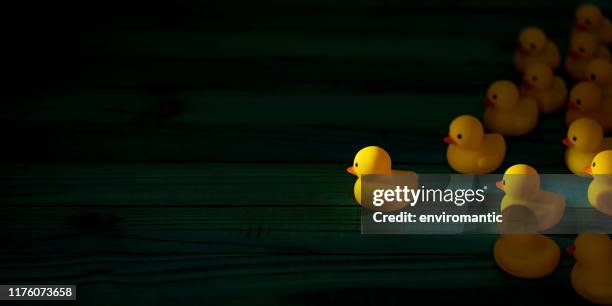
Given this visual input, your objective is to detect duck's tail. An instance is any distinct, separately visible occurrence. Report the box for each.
[595,191,612,216]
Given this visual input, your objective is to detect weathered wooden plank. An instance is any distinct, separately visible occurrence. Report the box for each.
[0,124,571,164]
[0,203,576,255]
[0,163,568,206]
[0,230,511,254]
[0,252,573,284]
[90,32,512,60]
[47,60,519,91]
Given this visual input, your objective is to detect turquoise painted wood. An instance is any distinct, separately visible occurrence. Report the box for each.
[1,0,609,304]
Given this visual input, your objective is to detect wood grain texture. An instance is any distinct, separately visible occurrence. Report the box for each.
[2,0,609,304]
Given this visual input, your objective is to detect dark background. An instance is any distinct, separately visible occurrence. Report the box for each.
[1,0,608,305]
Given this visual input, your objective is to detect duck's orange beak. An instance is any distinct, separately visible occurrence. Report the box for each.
[567,245,575,257]
[443,135,456,145]
[516,45,530,55]
[346,166,357,176]
[483,98,495,107]
[566,100,578,110]
[584,166,592,174]
[522,78,534,89]
[574,20,587,31]
[562,137,573,147]
[495,181,504,190]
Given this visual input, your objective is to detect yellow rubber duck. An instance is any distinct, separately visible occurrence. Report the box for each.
[443,115,505,174]
[563,118,612,176]
[585,58,612,97]
[496,164,566,231]
[571,3,612,45]
[514,27,561,73]
[568,232,612,305]
[585,150,612,216]
[565,32,611,80]
[566,81,612,132]
[483,80,539,136]
[346,146,417,210]
[521,62,567,114]
[494,206,561,279]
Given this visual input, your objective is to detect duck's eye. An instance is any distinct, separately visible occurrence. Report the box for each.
[492,94,497,100]
[593,162,596,167]
[579,47,585,53]
[532,76,538,82]
[457,134,463,139]
[591,74,597,80]
[530,43,536,49]
[502,180,506,185]
[576,99,582,105]
[355,162,358,167]
[573,136,577,142]
[585,19,591,26]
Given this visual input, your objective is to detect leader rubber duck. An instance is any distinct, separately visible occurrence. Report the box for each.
[566,81,612,132]
[584,58,612,97]
[585,150,612,216]
[514,27,561,73]
[347,146,417,211]
[521,62,567,114]
[483,80,539,136]
[568,232,612,305]
[564,118,612,176]
[494,206,560,279]
[571,3,612,46]
[565,32,611,80]
[444,115,505,174]
[497,164,566,231]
